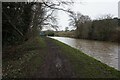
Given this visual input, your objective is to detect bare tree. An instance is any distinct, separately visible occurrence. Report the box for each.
[97,14,113,20]
[30,0,74,36]
[68,12,91,38]
[65,27,69,31]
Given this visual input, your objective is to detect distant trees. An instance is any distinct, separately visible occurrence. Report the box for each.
[69,13,119,42]
[97,14,113,20]
[45,30,55,36]
[88,16,119,42]
[65,27,69,32]
[89,19,117,41]
[69,12,91,38]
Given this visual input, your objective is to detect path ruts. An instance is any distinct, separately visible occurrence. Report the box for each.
[33,37,76,78]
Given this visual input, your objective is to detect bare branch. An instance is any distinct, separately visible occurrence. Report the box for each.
[42,1,72,14]
[3,11,24,37]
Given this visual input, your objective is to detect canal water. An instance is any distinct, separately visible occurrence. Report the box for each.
[49,37,120,70]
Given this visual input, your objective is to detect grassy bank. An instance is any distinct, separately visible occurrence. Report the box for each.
[3,37,47,78]
[3,36,120,78]
[54,31,75,38]
[51,38,120,78]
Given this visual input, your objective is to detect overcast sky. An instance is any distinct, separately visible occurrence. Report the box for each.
[2,0,119,31]
[54,0,120,31]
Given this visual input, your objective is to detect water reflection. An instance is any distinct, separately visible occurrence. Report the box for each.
[49,37,119,70]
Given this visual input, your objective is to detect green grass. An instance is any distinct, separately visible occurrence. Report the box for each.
[3,36,120,78]
[2,37,47,78]
[51,38,120,78]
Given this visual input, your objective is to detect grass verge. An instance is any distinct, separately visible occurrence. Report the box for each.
[2,37,47,78]
[51,38,120,78]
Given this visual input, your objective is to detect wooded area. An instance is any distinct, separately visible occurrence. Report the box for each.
[3,2,38,46]
[2,1,71,46]
[69,12,120,42]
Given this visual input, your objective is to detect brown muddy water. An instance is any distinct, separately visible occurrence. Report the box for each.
[49,37,120,70]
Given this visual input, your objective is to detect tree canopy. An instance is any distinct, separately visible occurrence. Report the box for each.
[2,1,73,46]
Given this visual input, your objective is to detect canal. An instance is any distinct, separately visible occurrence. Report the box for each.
[49,36,120,70]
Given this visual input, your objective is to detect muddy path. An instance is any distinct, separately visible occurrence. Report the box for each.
[33,37,76,78]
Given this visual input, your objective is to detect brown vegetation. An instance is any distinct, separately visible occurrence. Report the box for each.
[69,12,120,43]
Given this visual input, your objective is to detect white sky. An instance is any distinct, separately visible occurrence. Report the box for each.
[55,0,120,31]
[2,0,119,31]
